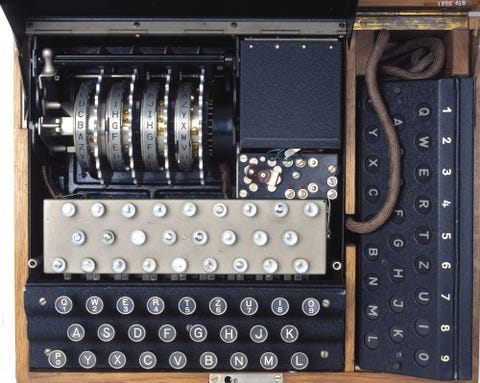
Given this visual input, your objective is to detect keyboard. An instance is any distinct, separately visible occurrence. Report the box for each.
[356,78,474,380]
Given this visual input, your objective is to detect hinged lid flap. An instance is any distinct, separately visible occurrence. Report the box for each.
[1,0,357,42]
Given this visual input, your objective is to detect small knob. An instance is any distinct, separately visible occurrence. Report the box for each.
[41,48,56,76]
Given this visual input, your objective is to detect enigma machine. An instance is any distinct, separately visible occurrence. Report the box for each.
[3,0,480,382]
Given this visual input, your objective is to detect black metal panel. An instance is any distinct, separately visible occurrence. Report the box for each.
[239,39,343,150]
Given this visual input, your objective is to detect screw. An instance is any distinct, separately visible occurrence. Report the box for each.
[102,230,115,245]
[327,189,338,200]
[239,154,248,162]
[328,165,337,174]
[202,257,218,273]
[295,158,306,168]
[61,202,76,217]
[112,258,127,273]
[293,258,309,274]
[230,21,238,28]
[213,203,228,218]
[322,299,331,308]
[142,257,157,273]
[273,202,289,217]
[121,202,136,218]
[242,202,257,217]
[297,188,309,200]
[308,158,318,167]
[327,176,338,187]
[44,348,51,356]
[171,257,188,273]
[221,230,237,246]
[90,202,105,217]
[283,230,299,246]
[303,202,319,217]
[233,257,248,272]
[320,350,329,359]
[284,189,295,199]
[263,258,279,274]
[252,230,268,246]
[51,257,66,273]
[292,171,301,179]
[308,183,319,193]
[39,297,47,306]
[182,202,197,217]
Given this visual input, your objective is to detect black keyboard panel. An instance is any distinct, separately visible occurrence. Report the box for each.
[356,78,474,380]
[25,283,345,371]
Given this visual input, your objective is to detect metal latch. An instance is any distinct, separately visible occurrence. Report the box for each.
[209,373,283,383]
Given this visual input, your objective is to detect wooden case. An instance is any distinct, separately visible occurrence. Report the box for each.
[11,0,480,382]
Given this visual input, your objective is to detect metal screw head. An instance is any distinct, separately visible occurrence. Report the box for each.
[295,158,306,168]
[239,189,248,198]
[320,350,329,359]
[212,203,228,218]
[172,257,188,273]
[293,258,309,274]
[273,202,288,217]
[292,171,301,180]
[90,202,105,217]
[322,299,331,308]
[328,165,337,174]
[152,203,167,218]
[308,158,318,167]
[112,258,127,273]
[80,258,96,273]
[192,229,208,246]
[327,189,338,200]
[61,202,76,217]
[182,202,197,217]
[162,230,177,245]
[252,230,268,246]
[39,297,47,306]
[249,183,259,192]
[221,230,237,246]
[262,258,278,274]
[284,189,295,199]
[233,257,248,273]
[71,231,86,246]
[240,154,248,163]
[142,257,157,273]
[121,202,136,218]
[297,188,309,200]
[202,257,218,273]
[327,176,338,187]
[242,202,257,217]
[275,44,280,49]
[102,230,115,245]
[303,202,320,217]
[282,230,299,246]
[51,257,67,273]
[130,229,147,246]
[307,183,319,193]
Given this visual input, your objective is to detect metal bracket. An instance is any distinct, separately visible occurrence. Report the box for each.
[209,373,283,383]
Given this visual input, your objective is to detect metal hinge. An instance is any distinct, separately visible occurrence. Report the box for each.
[209,373,283,383]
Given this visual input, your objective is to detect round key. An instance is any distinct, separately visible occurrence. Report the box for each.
[158,324,176,342]
[85,296,104,315]
[415,349,431,367]
[108,351,126,369]
[90,202,105,217]
[242,202,257,217]
[112,258,127,273]
[280,324,299,343]
[61,202,76,218]
[131,229,147,246]
[293,258,309,274]
[260,352,278,370]
[51,257,67,273]
[169,351,187,369]
[240,297,258,315]
[209,297,228,315]
[272,202,288,217]
[162,229,177,245]
[80,258,96,273]
[171,257,188,273]
[97,323,115,342]
[252,230,268,246]
[55,296,73,314]
[262,258,278,274]
[200,351,218,370]
[212,202,228,218]
[48,350,67,369]
[121,202,136,218]
[67,323,85,342]
[282,230,299,246]
[221,230,236,246]
[302,297,321,316]
[139,351,157,370]
[230,352,248,370]
[291,352,309,370]
[303,202,319,217]
[232,257,248,273]
[415,318,431,336]
[142,257,157,273]
[271,297,289,316]
[250,325,268,343]
[71,230,86,246]
[78,351,96,369]
[152,203,167,218]
[220,325,238,343]
[128,324,146,342]
[189,324,208,342]
[364,331,379,349]
[178,296,196,315]
[116,296,135,315]
[202,257,218,273]
[147,296,165,315]
[182,202,197,217]
[192,229,208,246]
